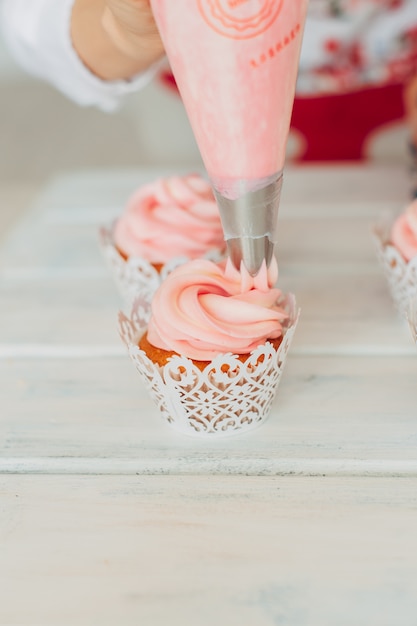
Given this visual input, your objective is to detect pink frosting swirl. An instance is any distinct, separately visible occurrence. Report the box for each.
[113,174,225,262]
[147,257,288,361]
[391,200,417,262]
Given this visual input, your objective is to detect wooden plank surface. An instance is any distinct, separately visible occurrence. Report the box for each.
[1,354,417,470]
[1,475,417,626]
[0,165,415,471]
[1,166,417,625]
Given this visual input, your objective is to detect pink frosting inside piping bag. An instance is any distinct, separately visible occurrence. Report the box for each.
[391,200,417,262]
[113,175,225,262]
[150,0,308,197]
[147,257,288,361]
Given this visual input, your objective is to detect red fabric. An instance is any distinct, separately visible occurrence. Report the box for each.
[291,83,406,161]
[158,71,406,162]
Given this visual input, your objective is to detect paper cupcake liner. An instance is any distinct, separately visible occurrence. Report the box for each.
[407,296,417,344]
[99,225,224,317]
[373,217,417,317]
[118,295,299,438]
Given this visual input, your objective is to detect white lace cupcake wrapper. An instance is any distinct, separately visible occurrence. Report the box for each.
[407,296,417,345]
[373,219,417,318]
[118,295,300,438]
[99,225,224,318]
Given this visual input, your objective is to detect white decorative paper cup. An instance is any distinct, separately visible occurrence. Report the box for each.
[407,296,417,344]
[99,225,224,317]
[118,294,299,438]
[373,217,417,317]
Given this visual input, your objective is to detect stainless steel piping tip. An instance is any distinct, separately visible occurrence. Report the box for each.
[214,172,282,277]
[227,236,275,276]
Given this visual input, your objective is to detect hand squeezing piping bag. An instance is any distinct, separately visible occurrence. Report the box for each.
[150,0,308,275]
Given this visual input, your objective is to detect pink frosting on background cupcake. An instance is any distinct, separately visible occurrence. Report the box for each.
[113,174,225,263]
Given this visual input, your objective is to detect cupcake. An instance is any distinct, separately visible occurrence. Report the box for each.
[374,199,417,315]
[118,257,299,437]
[100,173,225,313]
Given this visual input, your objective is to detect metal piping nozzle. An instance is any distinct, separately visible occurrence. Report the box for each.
[213,172,283,276]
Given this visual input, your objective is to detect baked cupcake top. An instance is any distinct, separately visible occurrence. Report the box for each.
[391,200,417,262]
[147,257,288,361]
[113,174,225,262]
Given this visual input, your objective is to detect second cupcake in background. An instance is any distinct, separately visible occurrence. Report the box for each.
[374,199,417,316]
[100,173,226,314]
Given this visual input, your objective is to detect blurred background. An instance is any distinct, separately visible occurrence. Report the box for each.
[0,34,204,242]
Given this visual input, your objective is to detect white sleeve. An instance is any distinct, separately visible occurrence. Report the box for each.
[0,0,159,111]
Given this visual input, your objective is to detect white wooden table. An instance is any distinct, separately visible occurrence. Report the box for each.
[1,165,417,625]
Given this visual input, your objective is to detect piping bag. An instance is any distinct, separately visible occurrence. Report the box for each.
[150,0,308,275]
